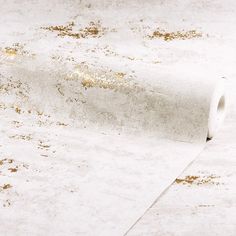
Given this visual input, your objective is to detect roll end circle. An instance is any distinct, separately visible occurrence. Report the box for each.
[207,79,226,139]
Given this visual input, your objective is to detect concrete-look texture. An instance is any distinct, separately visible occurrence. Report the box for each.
[0,0,235,235]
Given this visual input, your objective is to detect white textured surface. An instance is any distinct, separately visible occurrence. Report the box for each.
[0,1,232,235]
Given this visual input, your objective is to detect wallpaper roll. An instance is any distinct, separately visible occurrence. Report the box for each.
[0,1,227,236]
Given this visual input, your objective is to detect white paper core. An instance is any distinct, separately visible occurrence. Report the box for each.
[208,80,226,139]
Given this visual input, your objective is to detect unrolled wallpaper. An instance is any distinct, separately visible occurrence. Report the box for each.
[0,1,227,235]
